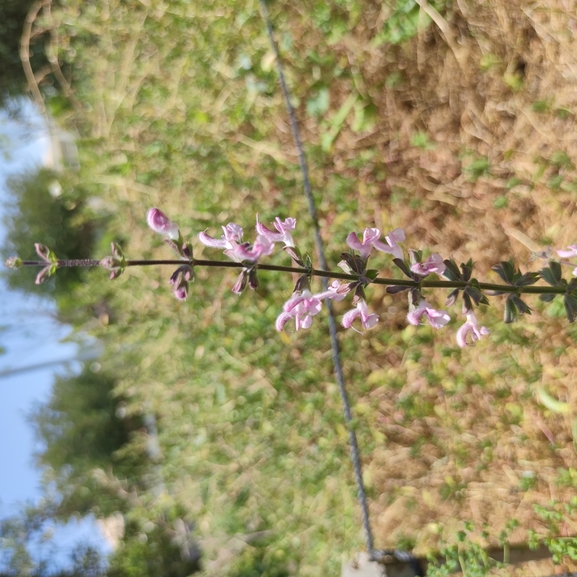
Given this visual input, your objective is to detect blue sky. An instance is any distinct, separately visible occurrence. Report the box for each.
[0,100,110,570]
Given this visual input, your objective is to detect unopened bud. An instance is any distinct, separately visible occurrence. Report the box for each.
[4,256,22,269]
[174,284,188,300]
[293,274,310,293]
[100,256,121,270]
[248,268,258,290]
[231,271,248,295]
[169,265,193,301]
[146,207,179,240]
[181,242,193,259]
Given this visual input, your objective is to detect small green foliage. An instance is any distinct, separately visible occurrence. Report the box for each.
[532,99,553,113]
[410,131,435,150]
[503,72,524,91]
[385,71,404,88]
[555,107,573,119]
[479,53,500,71]
[427,524,502,577]
[519,472,537,491]
[548,174,564,191]
[506,177,522,189]
[464,156,490,182]
[550,150,573,169]
[306,87,330,118]
[533,500,577,563]
[493,195,508,208]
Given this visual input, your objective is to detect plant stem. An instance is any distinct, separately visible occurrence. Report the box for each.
[14,257,568,295]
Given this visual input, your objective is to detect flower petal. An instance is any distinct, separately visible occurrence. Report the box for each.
[146,208,179,239]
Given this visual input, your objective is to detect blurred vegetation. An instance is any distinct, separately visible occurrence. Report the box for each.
[5,0,577,575]
[1,167,102,301]
[0,0,49,109]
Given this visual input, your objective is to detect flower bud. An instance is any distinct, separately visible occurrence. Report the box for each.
[248,268,258,290]
[100,256,121,270]
[168,265,193,301]
[4,256,22,269]
[173,284,188,300]
[231,271,248,294]
[146,207,179,240]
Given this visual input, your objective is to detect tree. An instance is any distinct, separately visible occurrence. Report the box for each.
[30,364,144,518]
[0,501,107,577]
[0,0,49,108]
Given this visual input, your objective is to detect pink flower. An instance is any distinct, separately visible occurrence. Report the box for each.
[198,223,243,250]
[456,311,490,347]
[342,299,379,331]
[314,280,350,302]
[256,217,297,247]
[372,228,405,259]
[346,228,381,259]
[147,208,179,240]
[557,245,577,258]
[407,299,450,329]
[230,235,274,263]
[410,254,446,276]
[276,290,323,331]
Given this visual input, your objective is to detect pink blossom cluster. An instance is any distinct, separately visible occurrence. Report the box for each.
[146,209,490,347]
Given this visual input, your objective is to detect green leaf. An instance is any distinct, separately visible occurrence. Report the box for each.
[492,262,514,284]
[537,387,570,414]
[540,262,563,286]
[364,269,379,281]
[443,259,461,281]
[564,293,577,322]
[515,272,540,287]
[387,285,410,294]
[462,292,473,313]
[464,285,486,306]
[461,259,473,282]
[505,296,517,323]
[393,258,414,279]
[540,293,556,303]
[511,294,531,315]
